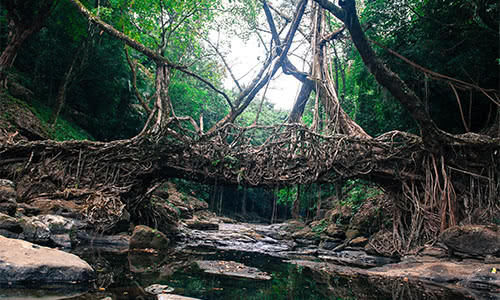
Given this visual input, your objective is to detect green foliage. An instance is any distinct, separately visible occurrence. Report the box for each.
[311,219,328,235]
[2,92,93,141]
[357,0,498,133]
[342,179,382,214]
[171,178,210,203]
[29,99,94,141]
[276,186,297,205]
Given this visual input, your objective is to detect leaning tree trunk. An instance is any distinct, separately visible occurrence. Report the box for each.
[0,25,37,86]
[0,0,56,87]
[314,0,500,254]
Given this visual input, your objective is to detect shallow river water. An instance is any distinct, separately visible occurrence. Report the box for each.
[0,247,474,300]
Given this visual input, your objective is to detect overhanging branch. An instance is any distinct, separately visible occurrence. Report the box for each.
[69,0,234,111]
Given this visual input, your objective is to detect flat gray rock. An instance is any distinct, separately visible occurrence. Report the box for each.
[0,235,95,283]
[158,294,200,300]
[195,260,271,280]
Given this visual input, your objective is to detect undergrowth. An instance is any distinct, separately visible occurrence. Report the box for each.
[1,91,93,141]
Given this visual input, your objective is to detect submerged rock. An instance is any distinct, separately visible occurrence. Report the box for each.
[75,231,130,252]
[319,250,397,268]
[145,284,175,294]
[130,225,170,251]
[0,235,95,283]
[440,225,500,257]
[291,258,499,300]
[158,294,200,300]
[194,260,271,280]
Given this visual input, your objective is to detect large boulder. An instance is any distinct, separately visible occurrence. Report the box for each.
[130,225,170,251]
[18,214,84,247]
[19,217,51,243]
[0,235,95,283]
[194,260,271,280]
[325,224,346,239]
[325,205,352,225]
[0,179,17,216]
[154,182,208,219]
[29,198,84,218]
[0,212,22,234]
[439,225,500,257]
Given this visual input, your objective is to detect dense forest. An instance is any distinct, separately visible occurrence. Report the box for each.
[0,0,498,254]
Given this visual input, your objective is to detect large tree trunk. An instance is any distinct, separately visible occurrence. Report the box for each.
[0,1,56,87]
[289,77,314,123]
[311,2,369,137]
[313,0,499,253]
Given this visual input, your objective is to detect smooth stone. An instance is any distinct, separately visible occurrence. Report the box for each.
[319,250,397,268]
[50,234,72,248]
[194,260,271,280]
[440,225,500,257]
[0,235,95,283]
[74,232,130,252]
[184,220,219,230]
[145,284,175,294]
[158,294,200,300]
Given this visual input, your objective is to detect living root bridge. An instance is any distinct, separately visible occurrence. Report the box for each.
[1,119,499,252]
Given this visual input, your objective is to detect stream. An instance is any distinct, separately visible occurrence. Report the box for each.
[0,222,483,300]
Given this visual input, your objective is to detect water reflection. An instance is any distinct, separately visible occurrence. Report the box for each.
[0,247,475,300]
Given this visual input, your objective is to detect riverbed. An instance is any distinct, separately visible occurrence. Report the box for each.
[1,221,493,300]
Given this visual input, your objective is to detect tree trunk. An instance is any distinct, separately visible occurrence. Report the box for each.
[241,186,247,215]
[311,2,369,137]
[315,184,322,219]
[271,186,278,224]
[218,185,224,215]
[289,78,314,123]
[0,26,33,86]
[0,1,56,87]
[315,0,442,145]
[51,51,79,126]
[291,185,301,219]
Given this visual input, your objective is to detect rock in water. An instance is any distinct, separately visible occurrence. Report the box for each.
[440,225,500,257]
[194,260,271,280]
[0,235,95,283]
[145,284,175,294]
[130,225,170,250]
[158,295,200,300]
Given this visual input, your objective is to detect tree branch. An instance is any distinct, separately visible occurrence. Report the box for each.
[315,0,443,145]
[204,37,242,93]
[69,0,234,111]
[124,46,153,114]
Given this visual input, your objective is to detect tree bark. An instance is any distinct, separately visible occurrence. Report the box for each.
[241,186,247,215]
[311,2,369,137]
[0,0,56,86]
[314,0,443,146]
[291,185,301,219]
[288,78,314,123]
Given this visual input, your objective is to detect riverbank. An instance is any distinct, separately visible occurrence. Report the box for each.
[0,175,499,299]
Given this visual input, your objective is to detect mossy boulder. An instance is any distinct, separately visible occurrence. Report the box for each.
[440,225,500,257]
[130,225,170,251]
